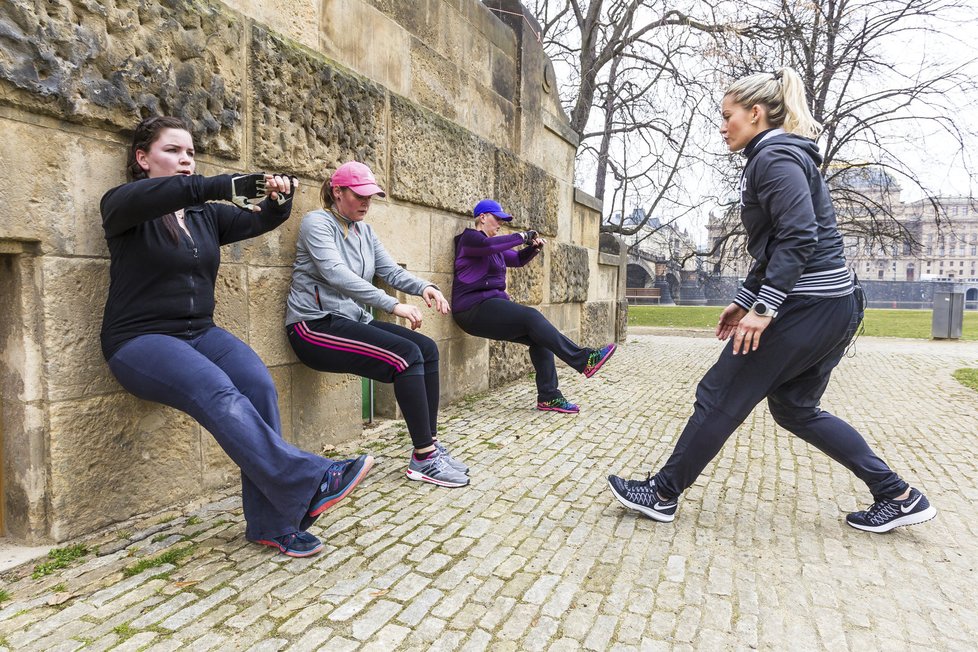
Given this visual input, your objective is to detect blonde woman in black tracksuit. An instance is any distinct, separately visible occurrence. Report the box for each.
[608,68,936,533]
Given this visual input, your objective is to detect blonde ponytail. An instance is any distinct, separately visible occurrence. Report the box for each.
[725,67,822,139]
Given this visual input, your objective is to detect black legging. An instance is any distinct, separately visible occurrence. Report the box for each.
[653,292,907,501]
[287,315,439,449]
[453,297,590,402]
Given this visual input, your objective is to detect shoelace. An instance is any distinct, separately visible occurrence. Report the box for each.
[322,460,350,491]
[276,532,299,547]
[866,499,900,525]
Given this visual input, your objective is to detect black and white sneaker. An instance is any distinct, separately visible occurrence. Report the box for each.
[608,474,678,522]
[846,487,937,533]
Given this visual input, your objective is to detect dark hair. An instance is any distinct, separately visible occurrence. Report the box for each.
[126,116,192,244]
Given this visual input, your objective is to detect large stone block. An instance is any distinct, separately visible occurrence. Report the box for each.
[616,299,628,342]
[581,301,614,349]
[410,38,460,121]
[318,0,412,96]
[389,94,495,215]
[213,263,249,342]
[362,0,438,44]
[464,73,516,150]
[246,266,292,367]
[251,26,388,178]
[507,257,544,306]
[231,0,319,50]
[441,329,488,403]
[493,151,558,237]
[48,393,203,540]
[368,201,433,274]
[0,119,122,257]
[431,212,467,275]
[41,256,116,402]
[289,365,362,451]
[0,0,244,157]
[550,242,589,303]
[488,339,532,388]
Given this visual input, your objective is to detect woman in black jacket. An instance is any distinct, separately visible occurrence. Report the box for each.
[101,116,372,557]
[608,69,936,534]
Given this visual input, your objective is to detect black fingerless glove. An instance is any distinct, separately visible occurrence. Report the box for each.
[270,174,299,206]
[522,230,538,245]
[230,173,266,211]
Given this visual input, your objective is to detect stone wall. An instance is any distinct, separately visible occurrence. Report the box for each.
[0,0,621,542]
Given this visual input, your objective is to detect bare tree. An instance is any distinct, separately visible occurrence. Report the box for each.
[720,0,978,244]
[526,0,736,237]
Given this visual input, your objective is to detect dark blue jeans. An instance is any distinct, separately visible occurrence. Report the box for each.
[453,298,590,402]
[654,291,908,501]
[108,327,330,541]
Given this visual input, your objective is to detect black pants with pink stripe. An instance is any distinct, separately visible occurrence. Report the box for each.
[288,315,440,449]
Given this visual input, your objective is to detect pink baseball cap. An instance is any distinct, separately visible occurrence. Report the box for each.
[330,161,386,197]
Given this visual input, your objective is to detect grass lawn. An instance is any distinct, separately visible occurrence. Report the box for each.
[627,305,978,340]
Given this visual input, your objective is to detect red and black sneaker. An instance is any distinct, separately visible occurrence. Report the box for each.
[250,531,324,558]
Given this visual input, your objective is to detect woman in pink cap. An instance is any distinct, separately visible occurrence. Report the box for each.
[286,162,470,488]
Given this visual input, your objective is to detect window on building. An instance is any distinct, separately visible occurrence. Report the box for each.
[939,247,946,256]
[877,270,884,279]
[972,246,977,256]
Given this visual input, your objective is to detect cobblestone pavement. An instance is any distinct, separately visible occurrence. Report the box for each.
[2,331,977,651]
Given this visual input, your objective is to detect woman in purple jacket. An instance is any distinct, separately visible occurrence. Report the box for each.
[452,199,617,413]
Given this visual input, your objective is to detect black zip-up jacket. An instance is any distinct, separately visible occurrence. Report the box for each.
[734,130,849,313]
[100,174,291,360]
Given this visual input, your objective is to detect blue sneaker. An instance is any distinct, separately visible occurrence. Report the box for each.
[302,454,373,530]
[584,343,617,378]
[846,487,936,533]
[607,474,678,522]
[250,531,324,558]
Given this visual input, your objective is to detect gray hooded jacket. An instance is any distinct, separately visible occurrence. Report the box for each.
[285,208,434,325]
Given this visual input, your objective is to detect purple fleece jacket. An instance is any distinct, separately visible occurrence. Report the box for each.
[451,228,540,312]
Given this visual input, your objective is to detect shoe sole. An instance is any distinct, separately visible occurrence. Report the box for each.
[308,455,375,518]
[584,344,617,378]
[537,405,580,414]
[250,538,324,558]
[405,468,469,487]
[846,506,937,533]
[607,478,675,522]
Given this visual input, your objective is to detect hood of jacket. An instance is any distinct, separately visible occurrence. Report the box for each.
[747,131,823,167]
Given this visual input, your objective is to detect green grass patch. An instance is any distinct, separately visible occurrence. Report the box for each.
[185,516,202,526]
[628,306,978,340]
[0,589,10,603]
[50,583,67,593]
[122,545,194,578]
[953,368,978,392]
[112,623,137,640]
[156,515,176,524]
[31,544,89,579]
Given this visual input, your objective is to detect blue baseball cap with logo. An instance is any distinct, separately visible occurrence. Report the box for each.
[473,199,513,221]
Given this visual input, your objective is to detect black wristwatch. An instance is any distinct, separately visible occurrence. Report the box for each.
[751,300,777,319]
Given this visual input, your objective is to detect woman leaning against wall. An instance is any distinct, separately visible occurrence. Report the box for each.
[100,116,372,558]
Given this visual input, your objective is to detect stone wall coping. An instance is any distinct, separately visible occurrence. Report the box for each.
[573,188,603,213]
[543,110,579,147]
[598,251,620,267]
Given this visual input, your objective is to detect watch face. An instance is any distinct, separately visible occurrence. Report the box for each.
[754,302,768,315]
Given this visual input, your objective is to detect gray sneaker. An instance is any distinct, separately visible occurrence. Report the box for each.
[434,441,468,474]
[406,450,469,487]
